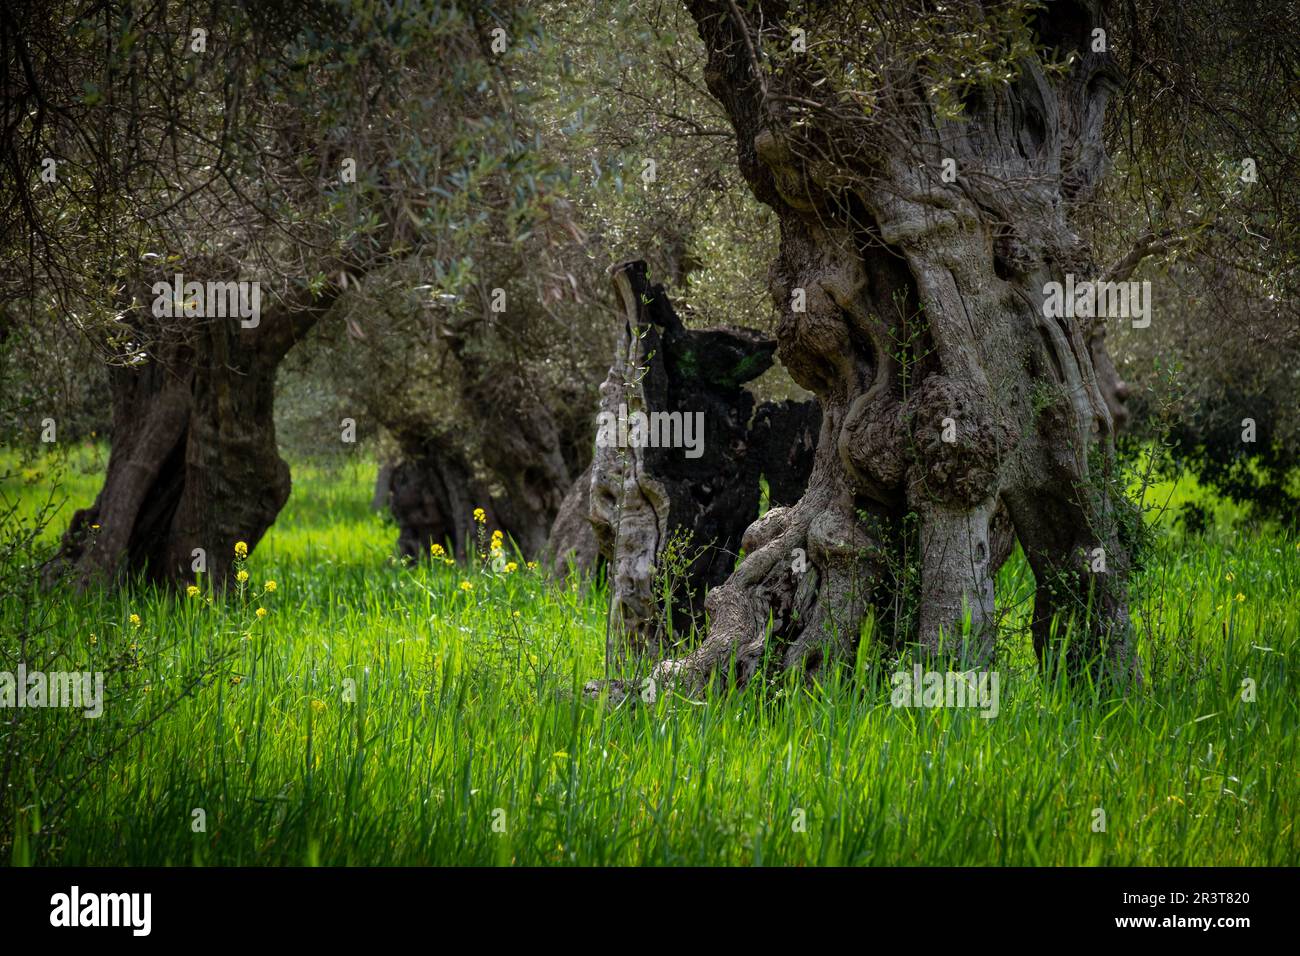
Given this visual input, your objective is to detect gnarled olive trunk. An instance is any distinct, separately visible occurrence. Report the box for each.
[384,439,492,562]
[53,284,338,590]
[651,0,1140,693]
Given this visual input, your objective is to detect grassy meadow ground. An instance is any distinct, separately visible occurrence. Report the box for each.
[1,443,1297,866]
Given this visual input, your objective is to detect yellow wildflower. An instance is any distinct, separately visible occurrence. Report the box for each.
[443,558,455,566]
[129,613,141,627]
[236,569,249,584]
[235,541,248,558]
[255,607,267,619]
[1235,592,1246,603]
[1225,571,1235,582]
[505,562,518,573]
[186,585,200,598]
[472,508,486,524]
[430,543,445,557]
[526,561,538,570]
[264,580,277,592]
[311,699,326,714]
[459,580,473,592]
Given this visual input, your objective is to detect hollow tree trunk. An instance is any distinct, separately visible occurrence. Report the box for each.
[653,0,1140,693]
[52,282,341,591]
[590,260,779,665]
[749,398,820,507]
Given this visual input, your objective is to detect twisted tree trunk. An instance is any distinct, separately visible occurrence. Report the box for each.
[380,305,580,564]
[650,0,1140,693]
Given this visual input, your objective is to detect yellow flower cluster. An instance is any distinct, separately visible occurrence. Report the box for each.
[430,543,445,557]
[235,541,248,558]
[472,508,486,524]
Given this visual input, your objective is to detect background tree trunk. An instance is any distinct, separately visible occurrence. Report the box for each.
[379,314,582,564]
[383,406,573,563]
[544,463,602,579]
[385,438,495,562]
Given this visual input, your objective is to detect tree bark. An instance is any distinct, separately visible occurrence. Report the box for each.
[383,415,570,563]
[651,0,1140,693]
[372,462,395,512]
[383,431,519,562]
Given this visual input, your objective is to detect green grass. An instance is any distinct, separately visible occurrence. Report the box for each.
[2,445,1297,865]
